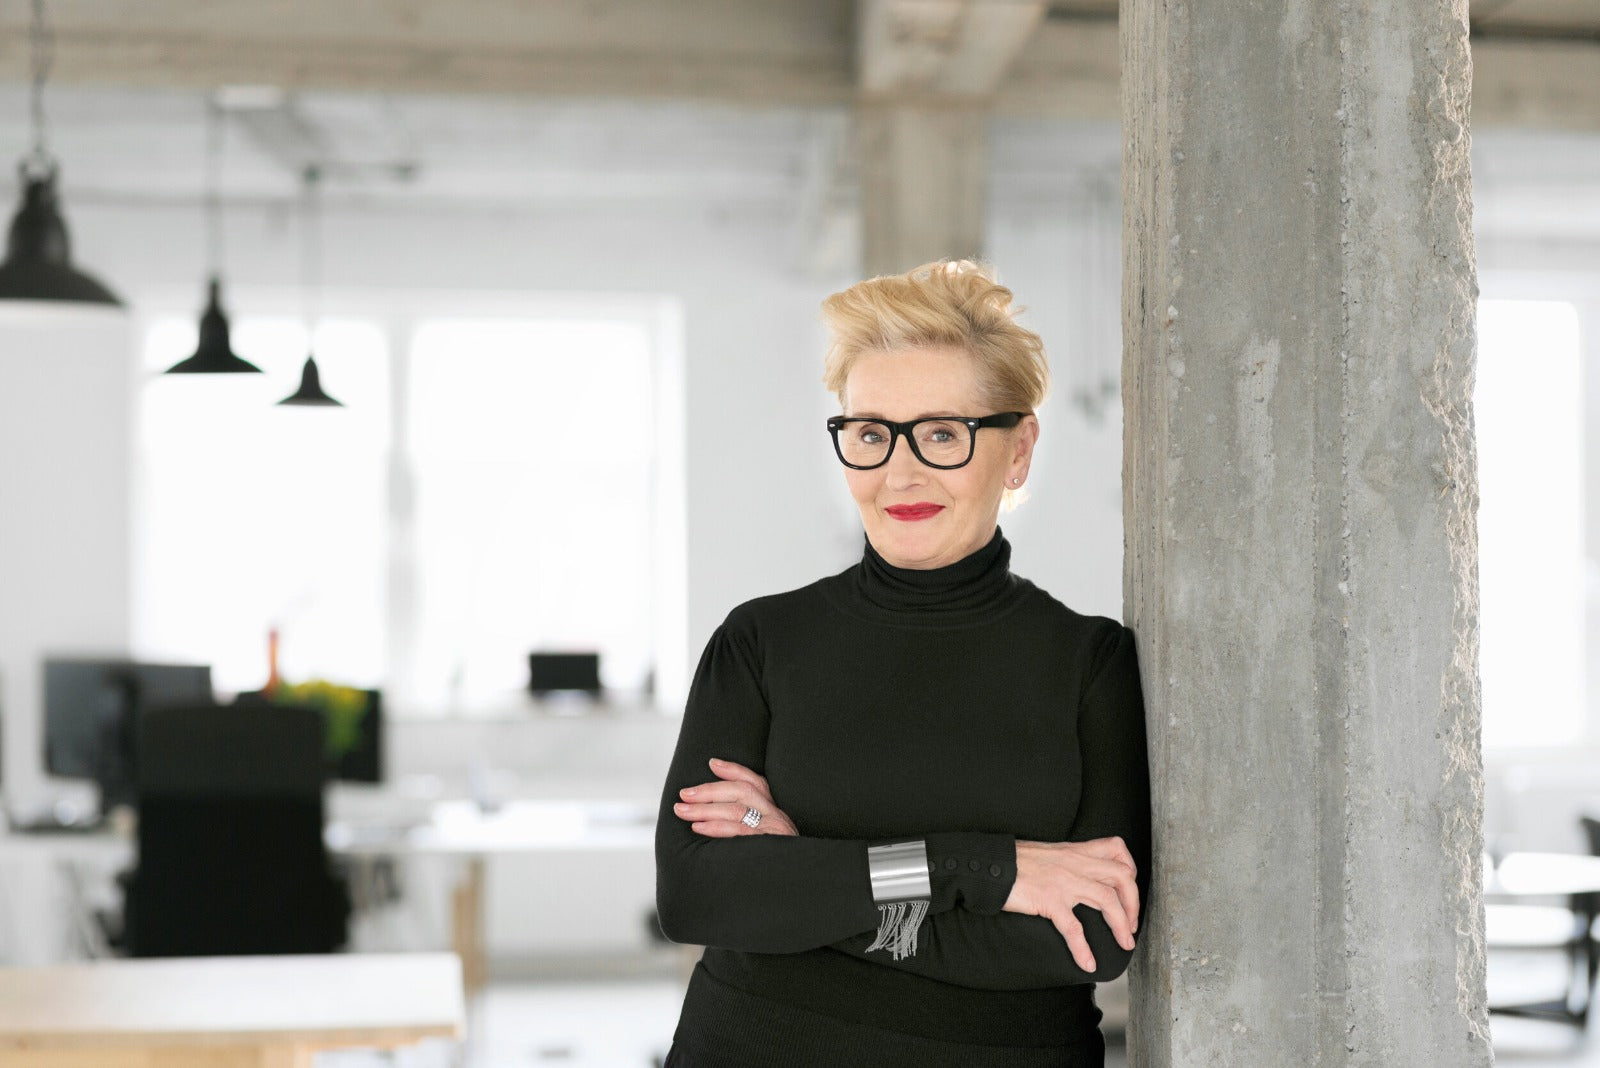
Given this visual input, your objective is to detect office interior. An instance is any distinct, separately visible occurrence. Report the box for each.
[0,2,1597,1066]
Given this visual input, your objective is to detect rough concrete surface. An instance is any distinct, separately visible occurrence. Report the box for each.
[857,102,988,276]
[1120,0,1489,1063]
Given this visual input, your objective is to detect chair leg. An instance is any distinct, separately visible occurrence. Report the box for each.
[1584,913,1600,1025]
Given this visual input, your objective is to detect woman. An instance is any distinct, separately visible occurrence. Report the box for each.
[654,259,1151,1067]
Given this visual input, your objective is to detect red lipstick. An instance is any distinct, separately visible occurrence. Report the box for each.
[885,503,945,521]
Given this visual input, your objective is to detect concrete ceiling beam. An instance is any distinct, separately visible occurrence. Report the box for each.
[856,0,1047,98]
[0,0,1594,132]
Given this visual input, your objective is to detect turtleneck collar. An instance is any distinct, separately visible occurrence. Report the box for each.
[844,526,1024,625]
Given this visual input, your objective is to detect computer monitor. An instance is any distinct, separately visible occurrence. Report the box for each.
[43,658,213,813]
[527,652,602,697]
[331,689,383,785]
[230,687,384,785]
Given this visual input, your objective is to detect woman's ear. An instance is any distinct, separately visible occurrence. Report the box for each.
[1011,414,1040,473]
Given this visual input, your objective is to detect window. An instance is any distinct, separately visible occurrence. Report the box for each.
[133,296,681,714]
[136,316,389,694]
[1476,298,1584,748]
[403,318,656,706]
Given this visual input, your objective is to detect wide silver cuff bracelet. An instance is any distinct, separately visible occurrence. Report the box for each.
[866,838,932,903]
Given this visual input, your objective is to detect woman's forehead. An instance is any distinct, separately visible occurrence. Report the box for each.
[843,346,980,416]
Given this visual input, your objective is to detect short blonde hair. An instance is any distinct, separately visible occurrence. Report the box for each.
[820,259,1050,414]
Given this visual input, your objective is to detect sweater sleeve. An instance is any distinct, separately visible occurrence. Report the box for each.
[654,614,1016,955]
[825,621,1153,989]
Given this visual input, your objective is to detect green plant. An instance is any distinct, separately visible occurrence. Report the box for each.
[271,679,368,760]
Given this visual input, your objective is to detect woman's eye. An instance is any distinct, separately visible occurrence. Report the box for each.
[928,429,954,443]
[858,426,887,445]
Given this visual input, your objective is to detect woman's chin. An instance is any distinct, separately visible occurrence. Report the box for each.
[871,524,949,567]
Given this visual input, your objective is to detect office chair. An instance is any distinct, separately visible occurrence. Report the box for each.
[121,701,350,957]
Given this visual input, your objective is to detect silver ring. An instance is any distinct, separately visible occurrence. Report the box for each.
[741,807,763,829]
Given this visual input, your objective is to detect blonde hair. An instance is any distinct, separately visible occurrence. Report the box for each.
[820,259,1049,414]
[820,259,1048,511]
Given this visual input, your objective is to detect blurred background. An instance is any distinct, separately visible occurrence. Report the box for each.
[0,1,1595,1065]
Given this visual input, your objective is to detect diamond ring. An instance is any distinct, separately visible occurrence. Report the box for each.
[741,807,763,829]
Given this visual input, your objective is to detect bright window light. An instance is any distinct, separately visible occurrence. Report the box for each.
[406,318,655,707]
[1475,298,1583,749]
[135,307,665,713]
[135,316,389,694]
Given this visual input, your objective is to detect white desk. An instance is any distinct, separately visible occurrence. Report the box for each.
[328,799,655,991]
[0,951,462,1067]
[1483,851,1600,1028]
[1487,851,1600,897]
[1,798,657,990]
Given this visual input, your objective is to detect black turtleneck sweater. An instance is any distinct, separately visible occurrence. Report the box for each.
[655,528,1151,1068]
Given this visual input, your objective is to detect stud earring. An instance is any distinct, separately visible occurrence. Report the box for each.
[1010,477,1021,486]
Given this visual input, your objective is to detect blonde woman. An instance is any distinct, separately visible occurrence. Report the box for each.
[655,260,1151,1067]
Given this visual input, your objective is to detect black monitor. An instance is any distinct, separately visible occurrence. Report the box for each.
[330,689,383,785]
[230,687,384,785]
[527,652,602,697]
[43,658,213,812]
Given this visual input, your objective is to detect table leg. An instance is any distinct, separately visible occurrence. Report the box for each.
[451,856,488,996]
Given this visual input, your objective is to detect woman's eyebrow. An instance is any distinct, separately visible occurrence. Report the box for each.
[847,410,965,420]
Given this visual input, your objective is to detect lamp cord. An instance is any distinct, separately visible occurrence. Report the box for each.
[301,164,322,344]
[205,96,224,278]
[25,0,55,178]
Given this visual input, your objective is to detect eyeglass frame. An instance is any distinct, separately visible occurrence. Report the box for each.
[825,411,1028,470]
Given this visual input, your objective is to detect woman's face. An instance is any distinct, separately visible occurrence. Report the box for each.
[841,345,1038,570]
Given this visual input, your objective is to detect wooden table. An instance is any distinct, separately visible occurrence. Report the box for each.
[0,952,463,1067]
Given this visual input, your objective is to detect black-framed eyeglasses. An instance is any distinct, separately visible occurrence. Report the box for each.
[825,412,1027,470]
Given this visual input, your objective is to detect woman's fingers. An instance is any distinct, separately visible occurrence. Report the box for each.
[708,757,769,792]
[1117,870,1141,935]
[679,761,778,816]
[1009,840,1142,961]
[1077,836,1137,878]
[674,800,761,824]
[1084,881,1137,952]
[1052,910,1096,973]
[682,809,798,837]
[678,780,771,806]
[1063,843,1140,942]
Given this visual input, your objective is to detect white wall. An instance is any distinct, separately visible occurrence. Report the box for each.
[0,311,132,813]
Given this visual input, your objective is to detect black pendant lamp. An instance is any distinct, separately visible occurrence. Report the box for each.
[165,275,260,374]
[164,97,260,374]
[279,355,340,406]
[279,164,342,407]
[0,0,122,307]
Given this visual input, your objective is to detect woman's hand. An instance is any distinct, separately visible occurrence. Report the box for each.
[673,757,798,837]
[1004,836,1140,973]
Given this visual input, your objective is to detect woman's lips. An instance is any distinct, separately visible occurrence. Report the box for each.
[885,503,945,521]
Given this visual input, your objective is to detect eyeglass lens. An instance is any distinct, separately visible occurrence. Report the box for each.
[835,419,974,469]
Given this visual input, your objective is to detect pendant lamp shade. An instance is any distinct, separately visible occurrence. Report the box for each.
[0,164,122,306]
[164,276,262,374]
[278,354,343,406]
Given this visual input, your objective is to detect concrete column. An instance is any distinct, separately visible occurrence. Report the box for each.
[1121,0,1490,1064]
[851,1,1045,276]
[857,102,988,276]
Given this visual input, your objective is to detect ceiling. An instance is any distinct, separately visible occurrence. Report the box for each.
[0,1,1591,239]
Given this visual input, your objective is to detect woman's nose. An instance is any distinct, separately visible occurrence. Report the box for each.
[883,434,926,484]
